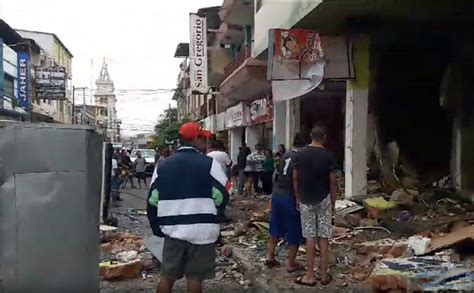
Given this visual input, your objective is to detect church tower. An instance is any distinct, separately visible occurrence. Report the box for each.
[94,59,120,141]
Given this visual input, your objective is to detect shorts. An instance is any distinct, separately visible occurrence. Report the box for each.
[269,194,303,245]
[300,196,332,239]
[136,172,145,179]
[161,237,216,280]
[244,171,254,178]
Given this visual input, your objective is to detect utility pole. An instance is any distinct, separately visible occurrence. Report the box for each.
[72,87,88,124]
[72,86,75,124]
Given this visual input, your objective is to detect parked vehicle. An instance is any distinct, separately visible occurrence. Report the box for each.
[130,149,156,176]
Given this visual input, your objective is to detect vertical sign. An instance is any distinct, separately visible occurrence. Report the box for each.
[17,52,30,109]
[0,38,4,108]
[189,13,209,93]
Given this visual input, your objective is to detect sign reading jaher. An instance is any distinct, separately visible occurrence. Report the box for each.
[17,52,30,109]
[189,13,208,93]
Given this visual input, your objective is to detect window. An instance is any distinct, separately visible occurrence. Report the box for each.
[4,75,14,99]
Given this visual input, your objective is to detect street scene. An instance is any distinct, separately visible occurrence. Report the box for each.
[2,0,474,292]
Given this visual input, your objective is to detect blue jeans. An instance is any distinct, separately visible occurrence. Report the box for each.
[111,175,120,199]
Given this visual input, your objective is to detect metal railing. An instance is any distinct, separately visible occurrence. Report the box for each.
[224,42,252,78]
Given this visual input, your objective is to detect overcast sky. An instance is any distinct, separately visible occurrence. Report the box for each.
[0,0,221,136]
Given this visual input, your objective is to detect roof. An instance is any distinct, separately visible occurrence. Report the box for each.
[15,29,74,57]
[0,20,24,45]
[174,42,189,57]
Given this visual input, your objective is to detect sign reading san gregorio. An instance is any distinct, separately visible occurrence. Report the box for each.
[189,13,209,94]
[225,102,249,129]
[35,66,67,99]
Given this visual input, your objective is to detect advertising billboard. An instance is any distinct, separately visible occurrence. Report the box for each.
[35,66,67,99]
[17,52,30,109]
[189,13,209,94]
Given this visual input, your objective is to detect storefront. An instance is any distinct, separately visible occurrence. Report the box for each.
[248,96,273,151]
[225,102,249,162]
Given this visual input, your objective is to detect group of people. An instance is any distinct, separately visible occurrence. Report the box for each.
[146,121,338,292]
[236,143,276,196]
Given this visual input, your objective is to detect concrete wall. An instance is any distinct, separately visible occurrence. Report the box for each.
[253,0,322,57]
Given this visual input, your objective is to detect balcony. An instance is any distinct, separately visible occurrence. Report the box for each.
[219,42,270,107]
[224,42,252,78]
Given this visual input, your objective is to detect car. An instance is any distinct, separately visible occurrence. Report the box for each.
[130,149,156,176]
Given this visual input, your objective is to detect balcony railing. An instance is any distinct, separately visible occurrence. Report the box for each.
[224,42,252,78]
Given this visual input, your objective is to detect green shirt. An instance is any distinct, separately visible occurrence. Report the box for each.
[263,157,274,173]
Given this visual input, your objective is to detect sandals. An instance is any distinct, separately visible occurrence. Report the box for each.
[294,276,316,287]
[265,259,280,268]
[294,273,332,287]
[287,264,305,273]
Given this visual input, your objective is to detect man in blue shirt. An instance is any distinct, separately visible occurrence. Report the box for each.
[147,122,230,293]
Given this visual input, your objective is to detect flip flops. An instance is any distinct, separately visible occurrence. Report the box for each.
[286,264,305,273]
[294,276,316,287]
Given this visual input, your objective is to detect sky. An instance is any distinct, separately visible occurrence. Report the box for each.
[0,0,221,136]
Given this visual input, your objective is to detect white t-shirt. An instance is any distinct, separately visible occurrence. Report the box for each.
[111,158,118,177]
[207,151,232,174]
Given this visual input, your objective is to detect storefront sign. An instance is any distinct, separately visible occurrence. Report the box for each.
[273,29,324,62]
[35,66,67,99]
[17,52,30,109]
[250,97,273,125]
[189,13,209,94]
[225,102,248,129]
[216,112,226,132]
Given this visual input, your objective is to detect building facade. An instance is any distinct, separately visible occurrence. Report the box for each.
[174,0,474,200]
[94,60,120,142]
[16,29,74,124]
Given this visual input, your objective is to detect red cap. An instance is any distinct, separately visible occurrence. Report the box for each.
[179,122,213,140]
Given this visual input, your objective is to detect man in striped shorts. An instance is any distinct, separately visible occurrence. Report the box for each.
[147,122,230,293]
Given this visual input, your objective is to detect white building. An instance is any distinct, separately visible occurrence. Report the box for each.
[94,60,120,142]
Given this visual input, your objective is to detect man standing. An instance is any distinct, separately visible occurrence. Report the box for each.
[207,140,232,177]
[293,126,338,287]
[247,144,266,194]
[120,149,135,188]
[134,151,147,188]
[147,122,230,293]
[266,134,305,272]
[237,144,251,195]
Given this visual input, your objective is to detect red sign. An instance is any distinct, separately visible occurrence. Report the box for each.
[250,98,273,125]
[273,29,324,62]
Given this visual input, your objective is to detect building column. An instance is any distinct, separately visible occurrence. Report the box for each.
[246,125,260,149]
[273,101,287,151]
[284,98,300,148]
[229,127,243,164]
[345,36,370,198]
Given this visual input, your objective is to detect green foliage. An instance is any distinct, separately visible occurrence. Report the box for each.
[150,107,189,150]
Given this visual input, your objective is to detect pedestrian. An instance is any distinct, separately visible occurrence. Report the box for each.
[154,148,160,164]
[110,155,122,201]
[120,149,135,188]
[207,139,232,222]
[266,134,305,273]
[207,140,232,177]
[147,122,230,293]
[134,151,147,188]
[262,149,274,195]
[237,144,251,195]
[293,126,338,287]
[247,144,265,194]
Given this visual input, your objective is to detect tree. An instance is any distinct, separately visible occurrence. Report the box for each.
[151,107,188,150]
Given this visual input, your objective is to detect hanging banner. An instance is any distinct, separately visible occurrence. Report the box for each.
[249,97,273,125]
[189,13,209,94]
[268,29,326,102]
[17,52,30,109]
[35,66,67,99]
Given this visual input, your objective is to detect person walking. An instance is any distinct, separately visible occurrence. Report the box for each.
[262,149,275,195]
[266,134,305,273]
[134,151,147,188]
[120,149,135,188]
[147,122,230,293]
[237,144,251,195]
[247,144,265,194]
[293,126,338,287]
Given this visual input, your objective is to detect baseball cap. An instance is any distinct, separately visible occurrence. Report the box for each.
[179,122,213,140]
